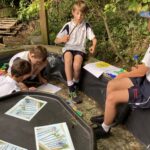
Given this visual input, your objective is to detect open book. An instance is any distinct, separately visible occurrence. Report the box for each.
[35,122,75,150]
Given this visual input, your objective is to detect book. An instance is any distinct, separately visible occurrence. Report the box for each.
[35,122,75,150]
[5,96,47,121]
[0,139,27,150]
[37,83,61,94]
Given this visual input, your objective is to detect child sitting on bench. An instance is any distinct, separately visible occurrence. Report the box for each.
[91,12,150,139]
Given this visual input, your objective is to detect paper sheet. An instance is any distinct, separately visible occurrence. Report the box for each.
[37,83,61,94]
[83,61,125,78]
[35,122,75,150]
[5,96,47,121]
[0,139,27,150]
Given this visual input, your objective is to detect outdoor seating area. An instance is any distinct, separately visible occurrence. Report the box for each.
[1,0,150,150]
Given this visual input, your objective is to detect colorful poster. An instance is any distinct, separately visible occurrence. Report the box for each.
[83,61,125,78]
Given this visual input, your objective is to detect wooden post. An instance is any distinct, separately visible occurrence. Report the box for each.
[39,0,49,44]
[0,36,3,44]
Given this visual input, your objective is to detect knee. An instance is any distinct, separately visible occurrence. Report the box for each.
[73,62,81,72]
[106,93,116,105]
[64,57,72,65]
[107,80,115,92]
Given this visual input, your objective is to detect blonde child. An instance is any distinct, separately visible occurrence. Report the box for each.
[55,0,97,103]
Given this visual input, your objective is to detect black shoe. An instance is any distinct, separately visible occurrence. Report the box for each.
[93,125,111,139]
[74,82,79,91]
[90,115,104,124]
[69,91,82,104]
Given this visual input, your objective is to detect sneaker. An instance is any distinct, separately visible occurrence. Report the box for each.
[93,125,111,139]
[90,115,104,124]
[69,91,82,104]
[74,82,79,91]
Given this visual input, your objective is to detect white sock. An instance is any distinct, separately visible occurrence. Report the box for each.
[102,122,111,132]
[67,80,74,86]
[73,78,79,83]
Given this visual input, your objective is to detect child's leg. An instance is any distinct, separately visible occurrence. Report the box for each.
[73,54,83,88]
[104,89,130,125]
[106,78,134,96]
[93,78,134,138]
[64,51,74,91]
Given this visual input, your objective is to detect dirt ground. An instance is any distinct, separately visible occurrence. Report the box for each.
[0,22,147,150]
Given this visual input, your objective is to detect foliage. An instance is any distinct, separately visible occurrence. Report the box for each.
[0,0,15,8]
[17,0,150,67]
[18,0,39,20]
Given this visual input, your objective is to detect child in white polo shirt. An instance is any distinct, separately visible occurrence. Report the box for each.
[55,0,97,103]
[8,45,48,88]
[91,12,150,139]
[0,58,31,97]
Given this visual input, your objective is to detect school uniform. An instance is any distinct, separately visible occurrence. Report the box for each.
[0,75,20,97]
[128,46,150,108]
[8,51,29,75]
[56,20,95,54]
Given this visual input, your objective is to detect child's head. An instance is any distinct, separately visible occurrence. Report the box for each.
[11,58,31,82]
[29,45,48,65]
[72,0,88,23]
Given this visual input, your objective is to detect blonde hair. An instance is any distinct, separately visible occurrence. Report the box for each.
[72,0,88,14]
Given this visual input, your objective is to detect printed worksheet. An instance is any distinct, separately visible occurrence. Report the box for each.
[5,96,47,121]
[0,139,27,150]
[35,122,75,150]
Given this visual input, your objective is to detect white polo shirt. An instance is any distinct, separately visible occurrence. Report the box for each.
[142,46,150,81]
[56,20,95,53]
[8,51,29,75]
[0,75,20,97]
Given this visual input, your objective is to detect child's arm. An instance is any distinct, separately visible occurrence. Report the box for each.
[116,64,149,79]
[55,35,70,44]
[89,37,97,54]
[38,73,48,84]
[18,82,29,91]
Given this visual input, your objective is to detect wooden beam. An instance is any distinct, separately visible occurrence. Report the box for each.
[39,0,49,44]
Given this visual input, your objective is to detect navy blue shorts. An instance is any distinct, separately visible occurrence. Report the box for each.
[128,77,150,109]
[63,50,86,60]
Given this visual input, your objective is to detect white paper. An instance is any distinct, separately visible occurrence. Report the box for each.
[0,139,27,150]
[37,83,61,94]
[5,96,47,121]
[35,122,75,150]
[83,61,124,78]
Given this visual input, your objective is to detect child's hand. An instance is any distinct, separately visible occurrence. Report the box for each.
[62,35,70,43]
[89,46,95,54]
[29,87,36,91]
[39,77,48,84]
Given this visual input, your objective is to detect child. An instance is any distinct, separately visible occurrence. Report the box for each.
[55,0,97,103]
[0,58,31,97]
[92,12,150,139]
[8,45,48,86]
